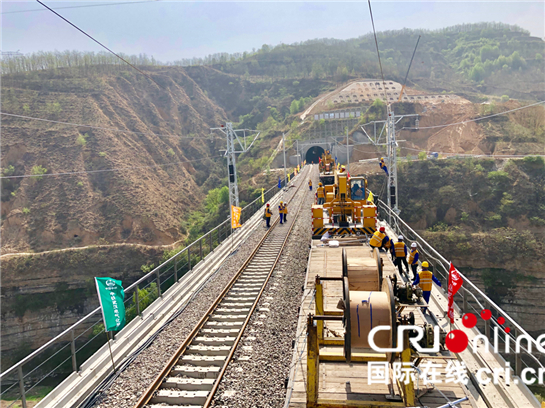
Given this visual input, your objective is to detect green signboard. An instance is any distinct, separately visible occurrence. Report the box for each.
[95,277,126,332]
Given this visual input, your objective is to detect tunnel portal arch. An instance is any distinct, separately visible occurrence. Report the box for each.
[305,146,325,164]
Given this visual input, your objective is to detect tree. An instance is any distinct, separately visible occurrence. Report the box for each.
[536,53,543,62]
[418,151,427,160]
[311,62,324,79]
[269,107,280,121]
[509,51,525,69]
[290,99,300,114]
[501,95,509,102]
[480,45,500,62]
[469,63,485,81]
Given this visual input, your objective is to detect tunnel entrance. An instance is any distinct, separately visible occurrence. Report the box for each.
[305,146,325,164]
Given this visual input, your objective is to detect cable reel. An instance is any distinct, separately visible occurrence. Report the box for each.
[341,248,396,364]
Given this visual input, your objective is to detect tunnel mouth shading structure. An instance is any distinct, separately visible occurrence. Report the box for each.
[305,146,325,164]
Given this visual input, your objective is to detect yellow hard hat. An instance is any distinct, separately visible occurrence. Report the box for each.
[319,182,322,186]
[421,261,429,268]
[280,201,283,204]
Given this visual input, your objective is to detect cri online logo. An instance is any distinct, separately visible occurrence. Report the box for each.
[445,308,501,353]
[368,308,545,355]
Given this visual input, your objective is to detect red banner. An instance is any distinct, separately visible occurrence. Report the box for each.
[448,262,463,323]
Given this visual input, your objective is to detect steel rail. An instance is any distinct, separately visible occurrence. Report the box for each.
[133,166,311,407]
[202,167,310,408]
[0,178,285,382]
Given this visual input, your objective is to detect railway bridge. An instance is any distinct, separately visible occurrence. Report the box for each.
[1,165,543,408]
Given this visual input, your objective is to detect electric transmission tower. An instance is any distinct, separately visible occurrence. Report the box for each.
[210,123,260,215]
[386,108,399,214]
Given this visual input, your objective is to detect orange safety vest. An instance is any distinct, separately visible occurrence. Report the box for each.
[283,204,288,214]
[418,270,433,291]
[408,249,418,265]
[317,187,325,198]
[394,242,406,258]
[309,180,312,187]
[264,208,272,218]
[369,231,385,248]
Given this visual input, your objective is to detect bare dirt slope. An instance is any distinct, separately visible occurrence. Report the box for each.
[1,69,227,254]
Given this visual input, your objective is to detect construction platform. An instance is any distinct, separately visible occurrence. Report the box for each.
[284,241,540,408]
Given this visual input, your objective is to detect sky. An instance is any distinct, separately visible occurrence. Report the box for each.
[2,1,544,61]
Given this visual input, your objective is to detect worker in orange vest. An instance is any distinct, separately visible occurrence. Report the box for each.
[316,182,325,205]
[308,179,313,191]
[408,243,419,279]
[393,235,409,276]
[413,262,442,314]
[264,204,272,228]
[369,227,391,252]
[278,201,284,224]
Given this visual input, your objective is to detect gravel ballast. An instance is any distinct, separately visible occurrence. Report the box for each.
[89,168,311,408]
[210,168,319,408]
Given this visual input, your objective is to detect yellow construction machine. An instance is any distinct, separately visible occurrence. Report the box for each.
[318,150,337,203]
[312,171,377,238]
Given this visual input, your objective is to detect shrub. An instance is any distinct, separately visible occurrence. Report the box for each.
[523,155,545,167]
[22,207,30,215]
[77,181,84,187]
[484,213,502,227]
[428,222,449,232]
[167,148,175,157]
[2,165,15,176]
[98,152,107,157]
[456,242,471,253]
[487,170,510,186]
[501,95,509,102]
[530,217,545,226]
[140,263,155,274]
[418,151,427,161]
[76,133,88,146]
[45,102,62,116]
[461,212,469,222]
[31,165,47,181]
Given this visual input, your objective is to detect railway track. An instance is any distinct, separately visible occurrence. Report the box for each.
[134,167,311,408]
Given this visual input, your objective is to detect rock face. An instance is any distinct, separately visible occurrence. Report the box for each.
[424,230,545,337]
[0,244,163,357]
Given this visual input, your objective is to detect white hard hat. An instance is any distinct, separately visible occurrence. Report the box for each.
[398,235,404,240]
[411,243,417,248]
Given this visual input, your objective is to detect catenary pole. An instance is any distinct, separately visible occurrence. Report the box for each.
[283,133,287,189]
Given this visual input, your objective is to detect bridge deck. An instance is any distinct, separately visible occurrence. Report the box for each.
[285,242,523,407]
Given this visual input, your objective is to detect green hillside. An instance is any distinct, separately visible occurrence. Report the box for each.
[3,23,544,103]
[196,22,545,101]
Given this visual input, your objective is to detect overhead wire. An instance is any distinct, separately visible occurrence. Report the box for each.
[399,145,544,158]
[0,155,223,179]
[2,1,159,14]
[366,0,388,104]
[401,100,545,130]
[35,0,159,85]
[0,112,224,140]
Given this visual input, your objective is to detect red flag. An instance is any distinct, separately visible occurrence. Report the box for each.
[448,262,463,324]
